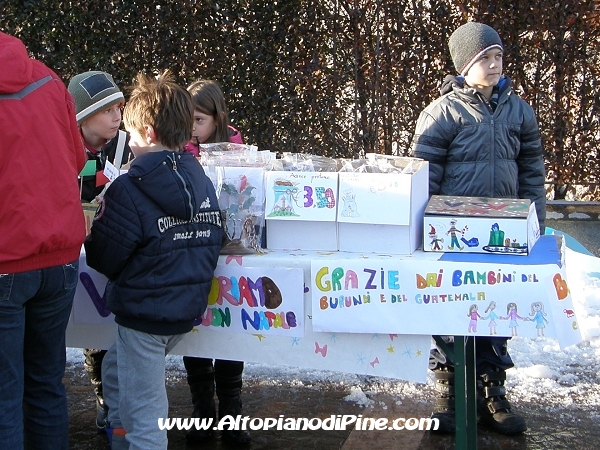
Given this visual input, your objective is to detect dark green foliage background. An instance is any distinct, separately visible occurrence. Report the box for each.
[2,1,599,199]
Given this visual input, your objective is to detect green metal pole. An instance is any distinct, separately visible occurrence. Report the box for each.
[454,336,477,450]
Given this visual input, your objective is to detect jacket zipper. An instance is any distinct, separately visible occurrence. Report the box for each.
[490,118,495,197]
[167,153,194,221]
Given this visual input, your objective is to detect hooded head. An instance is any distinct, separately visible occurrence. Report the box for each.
[448,22,503,76]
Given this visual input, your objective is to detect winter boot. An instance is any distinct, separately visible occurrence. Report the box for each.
[477,368,527,435]
[218,388,252,446]
[185,365,217,443]
[430,367,456,433]
[83,348,108,431]
[216,370,251,446]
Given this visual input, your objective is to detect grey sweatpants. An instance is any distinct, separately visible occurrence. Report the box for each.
[102,325,184,450]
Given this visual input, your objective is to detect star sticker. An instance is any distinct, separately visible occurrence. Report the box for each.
[329,333,337,342]
[191,328,199,333]
[389,334,398,341]
[291,337,300,346]
[252,334,266,341]
[356,353,367,365]
[387,346,395,353]
[416,350,422,357]
[402,344,414,359]
[371,334,381,340]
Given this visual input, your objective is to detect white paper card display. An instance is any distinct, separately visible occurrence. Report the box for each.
[215,166,266,254]
[265,171,338,222]
[336,163,429,255]
[337,172,412,225]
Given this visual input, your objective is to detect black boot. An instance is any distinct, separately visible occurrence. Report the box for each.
[184,362,217,443]
[83,348,108,431]
[218,388,252,446]
[477,368,527,435]
[430,367,456,432]
[216,365,251,446]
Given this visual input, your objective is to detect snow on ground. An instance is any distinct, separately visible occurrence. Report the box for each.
[66,246,600,415]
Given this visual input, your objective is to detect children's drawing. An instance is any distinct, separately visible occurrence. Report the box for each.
[268,180,300,217]
[428,224,444,251]
[446,219,464,250]
[482,301,499,335]
[467,304,481,333]
[501,302,526,336]
[341,189,359,217]
[529,301,549,337]
[483,222,528,254]
[457,224,480,248]
[220,174,263,254]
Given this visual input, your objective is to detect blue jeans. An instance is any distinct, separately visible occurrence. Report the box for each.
[0,261,78,450]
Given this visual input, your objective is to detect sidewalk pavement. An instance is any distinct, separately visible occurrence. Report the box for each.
[65,364,599,450]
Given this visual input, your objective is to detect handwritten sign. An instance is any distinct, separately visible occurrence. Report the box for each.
[265,171,338,222]
[203,264,304,336]
[311,236,581,348]
[74,256,303,337]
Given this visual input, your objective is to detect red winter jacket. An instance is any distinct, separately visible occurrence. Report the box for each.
[0,32,86,273]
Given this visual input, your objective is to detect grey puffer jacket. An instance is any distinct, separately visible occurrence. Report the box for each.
[410,76,546,231]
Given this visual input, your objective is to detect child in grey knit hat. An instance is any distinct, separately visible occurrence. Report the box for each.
[68,71,133,202]
[411,22,546,436]
[68,70,133,433]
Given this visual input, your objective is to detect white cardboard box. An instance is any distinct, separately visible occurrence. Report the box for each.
[423,195,540,255]
[265,171,338,251]
[336,160,429,254]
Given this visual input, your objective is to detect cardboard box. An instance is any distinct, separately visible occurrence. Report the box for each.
[336,160,429,254]
[265,171,338,251]
[423,195,540,255]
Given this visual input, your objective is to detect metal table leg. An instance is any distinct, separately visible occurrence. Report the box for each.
[454,335,477,450]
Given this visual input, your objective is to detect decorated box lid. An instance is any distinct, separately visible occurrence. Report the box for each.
[424,195,531,219]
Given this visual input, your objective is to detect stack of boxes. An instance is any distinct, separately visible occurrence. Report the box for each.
[264,156,430,254]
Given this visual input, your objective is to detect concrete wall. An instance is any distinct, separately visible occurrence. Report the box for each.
[546,201,600,257]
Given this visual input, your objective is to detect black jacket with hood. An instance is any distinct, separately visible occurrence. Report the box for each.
[411,76,546,231]
[85,150,223,335]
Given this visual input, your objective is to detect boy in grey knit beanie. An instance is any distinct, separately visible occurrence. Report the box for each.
[411,22,545,436]
[69,71,124,124]
[448,22,503,76]
[68,70,132,203]
[68,70,132,433]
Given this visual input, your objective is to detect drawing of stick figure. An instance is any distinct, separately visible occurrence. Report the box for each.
[501,302,525,336]
[483,301,498,335]
[428,224,444,251]
[529,301,549,337]
[467,304,481,333]
[446,219,464,250]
